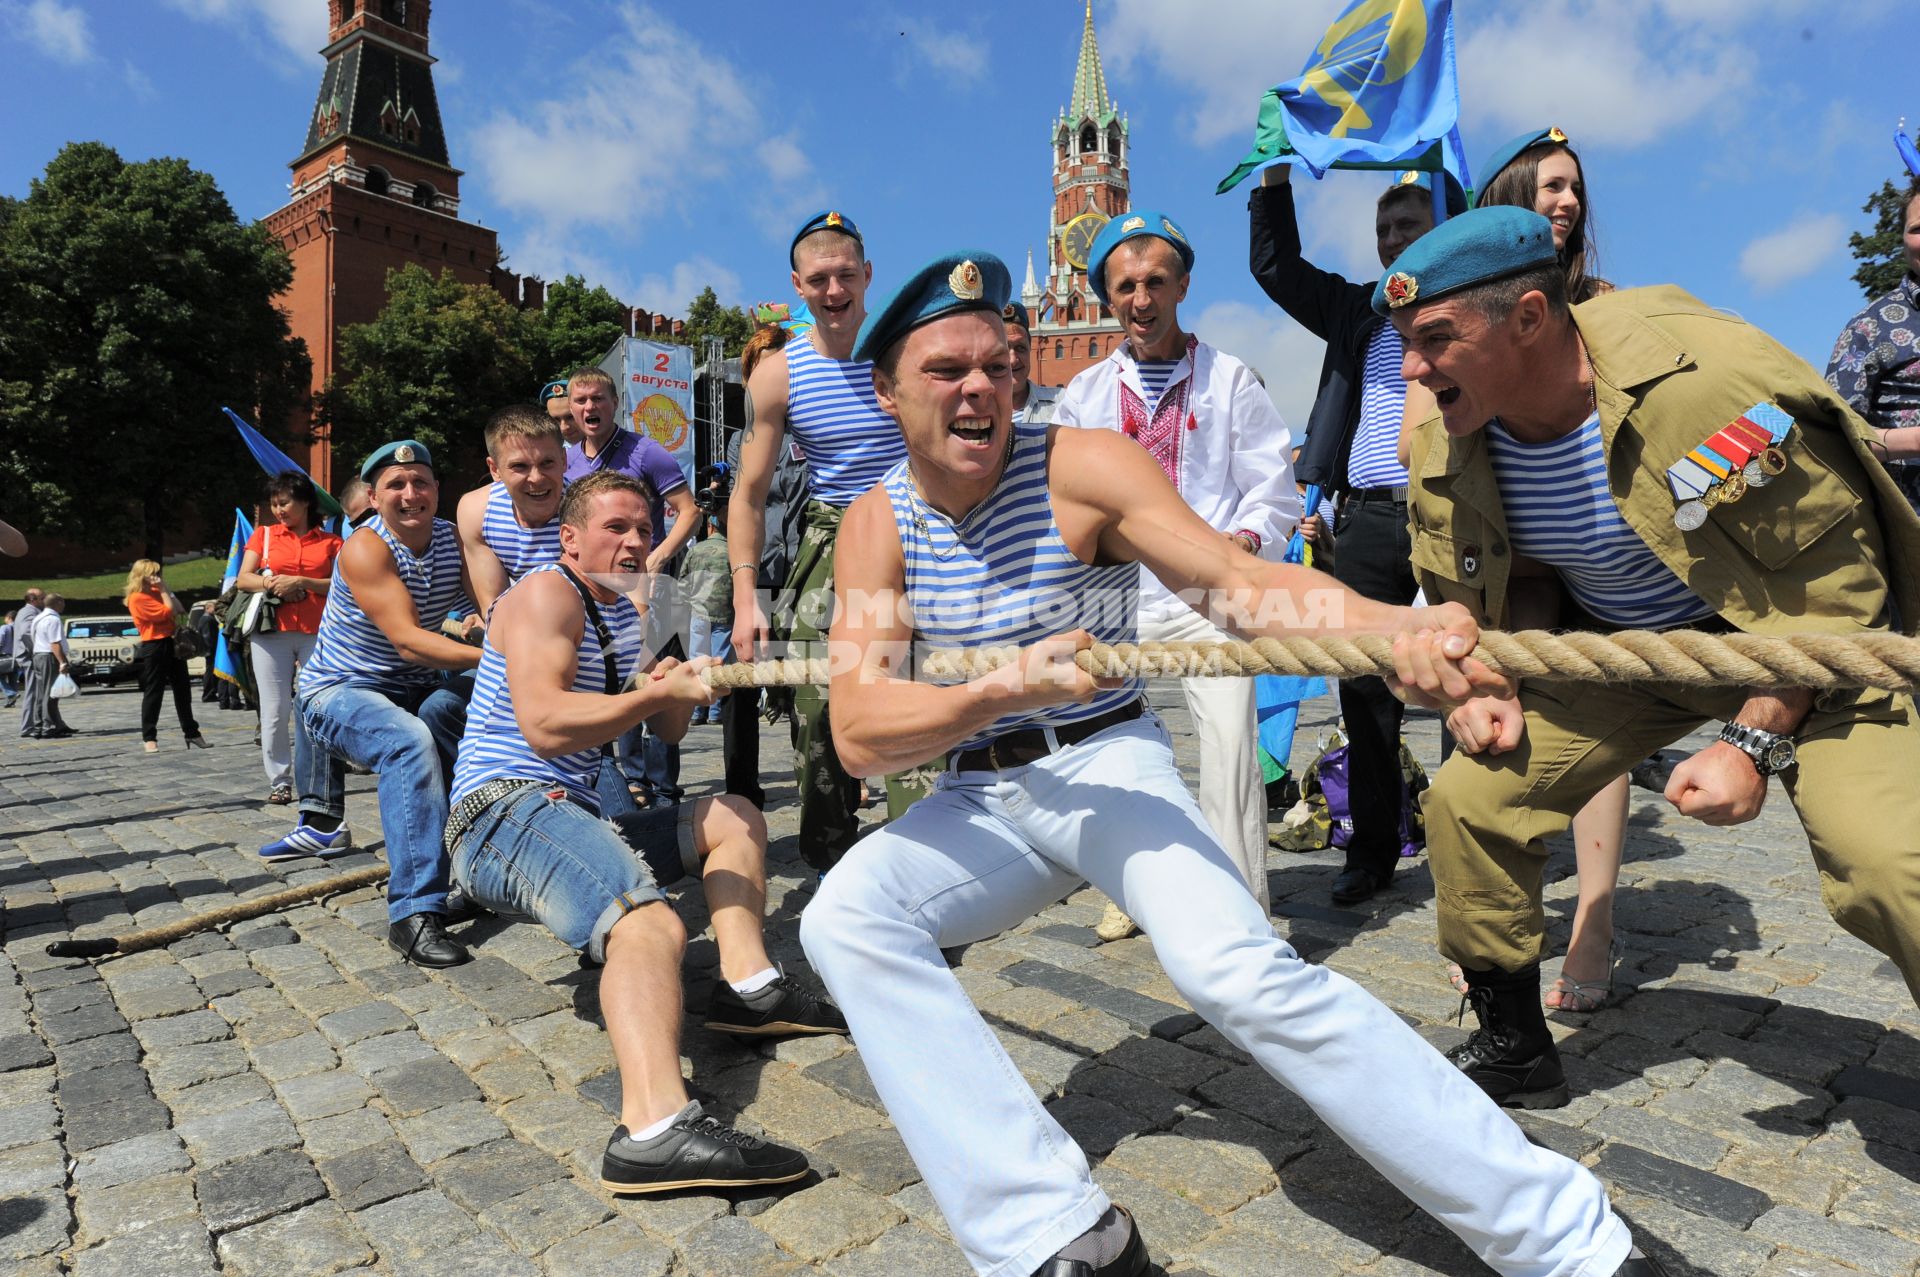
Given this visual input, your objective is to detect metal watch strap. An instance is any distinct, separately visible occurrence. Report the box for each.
[1718,722,1792,776]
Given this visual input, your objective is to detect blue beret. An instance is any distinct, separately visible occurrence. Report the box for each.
[1474,127,1572,205]
[1370,206,1558,316]
[1386,168,1469,218]
[789,209,863,266]
[1000,299,1031,330]
[360,439,435,481]
[1087,209,1194,305]
[853,252,1011,365]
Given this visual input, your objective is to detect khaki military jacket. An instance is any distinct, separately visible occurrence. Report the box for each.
[1407,285,1920,637]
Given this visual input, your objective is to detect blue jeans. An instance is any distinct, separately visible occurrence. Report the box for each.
[800,714,1632,1277]
[450,785,696,964]
[296,679,470,923]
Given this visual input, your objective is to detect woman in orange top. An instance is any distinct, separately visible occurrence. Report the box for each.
[124,559,208,753]
[236,471,343,804]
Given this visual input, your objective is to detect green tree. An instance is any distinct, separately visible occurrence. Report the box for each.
[0,142,310,556]
[683,286,754,357]
[323,263,534,487]
[1847,177,1917,300]
[528,273,627,382]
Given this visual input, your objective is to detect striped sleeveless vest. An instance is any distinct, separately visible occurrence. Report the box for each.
[785,333,906,506]
[481,482,563,581]
[298,516,469,697]
[451,564,647,812]
[883,424,1141,752]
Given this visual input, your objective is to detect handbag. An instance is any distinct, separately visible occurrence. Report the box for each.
[172,626,207,662]
[221,586,278,641]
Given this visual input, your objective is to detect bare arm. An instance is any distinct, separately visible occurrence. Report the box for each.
[339,531,482,671]
[456,487,511,619]
[1054,429,1416,638]
[727,349,791,658]
[0,519,26,557]
[496,571,713,757]
[647,485,700,572]
[827,488,1114,776]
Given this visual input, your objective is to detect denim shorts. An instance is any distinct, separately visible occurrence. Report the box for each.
[449,786,699,964]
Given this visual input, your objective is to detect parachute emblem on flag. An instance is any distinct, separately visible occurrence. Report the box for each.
[1296,0,1429,139]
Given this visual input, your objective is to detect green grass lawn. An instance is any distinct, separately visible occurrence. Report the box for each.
[2,555,228,616]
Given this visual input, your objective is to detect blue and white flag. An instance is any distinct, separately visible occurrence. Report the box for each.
[212,507,253,687]
[221,406,343,519]
[1218,0,1462,191]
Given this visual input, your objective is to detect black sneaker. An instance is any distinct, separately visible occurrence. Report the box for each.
[600,1102,808,1194]
[703,972,848,1037]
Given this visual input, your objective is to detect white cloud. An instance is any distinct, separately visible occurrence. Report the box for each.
[11,0,94,65]
[472,4,819,243]
[896,17,987,83]
[1190,300,1328,438]
[157,0,327,67]
[1456,5,1754,150]
[1738,213,1845,292]
[1104,0,1320,145]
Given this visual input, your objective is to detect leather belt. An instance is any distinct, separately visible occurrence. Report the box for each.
[444,778,546,854]
[952,699,1145,773]
[1345,485,1409,504]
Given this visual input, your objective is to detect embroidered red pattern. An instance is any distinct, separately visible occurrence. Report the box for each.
[1118,336,1198,488]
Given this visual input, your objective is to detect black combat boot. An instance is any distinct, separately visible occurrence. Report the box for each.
[1447,964,1569,1109]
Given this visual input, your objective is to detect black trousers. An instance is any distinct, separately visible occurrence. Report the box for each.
[138,638,199,743]
[1328,495,1418,872]
[720,682,766,808]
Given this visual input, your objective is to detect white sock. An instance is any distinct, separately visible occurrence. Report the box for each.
[729,966,780,995]
[630,1102,693,1142]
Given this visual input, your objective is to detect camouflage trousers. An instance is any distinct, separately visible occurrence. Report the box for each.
[785,501,940,871]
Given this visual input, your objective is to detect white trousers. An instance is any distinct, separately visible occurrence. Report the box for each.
[1137,606,1269,910]
[249,630,316,788]
[800,715,1630,1277]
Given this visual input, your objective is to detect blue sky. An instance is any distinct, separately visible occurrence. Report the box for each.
[0,0,1908,430]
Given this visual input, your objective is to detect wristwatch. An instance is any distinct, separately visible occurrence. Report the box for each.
[1717,722,1797,777]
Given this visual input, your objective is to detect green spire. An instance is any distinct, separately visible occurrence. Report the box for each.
[1068,1,1121,129]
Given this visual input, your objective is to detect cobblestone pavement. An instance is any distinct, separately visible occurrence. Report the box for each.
[2,683,1917,1277]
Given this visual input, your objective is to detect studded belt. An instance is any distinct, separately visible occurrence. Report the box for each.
[952,699,1146,773]
[444,778,546,854]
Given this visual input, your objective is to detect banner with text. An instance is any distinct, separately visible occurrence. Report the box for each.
[601,338,696,485]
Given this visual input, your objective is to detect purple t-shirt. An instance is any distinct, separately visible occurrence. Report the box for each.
[563,428,688,548]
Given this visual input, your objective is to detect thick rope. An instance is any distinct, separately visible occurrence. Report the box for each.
[703,630,1920,692]
[46,864,391,960]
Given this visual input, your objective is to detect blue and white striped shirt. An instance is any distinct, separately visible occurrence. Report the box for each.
[883,424,1141,752]
[480,482,563,582]
[786,335,906,507]
[451,565,647,812]
[299,517,471,697]
[1135,359,1181,413]
[1348,325,1411,490]
[1484,414,1714,630]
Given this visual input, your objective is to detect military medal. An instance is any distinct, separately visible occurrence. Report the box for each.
[1667,403,1797,528]
[1674,499,1709,531]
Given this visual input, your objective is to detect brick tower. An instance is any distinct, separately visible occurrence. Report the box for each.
[265,0,511,488]
[1027,0,1129,389]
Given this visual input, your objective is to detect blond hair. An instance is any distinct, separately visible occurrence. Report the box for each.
[124,559,162,605]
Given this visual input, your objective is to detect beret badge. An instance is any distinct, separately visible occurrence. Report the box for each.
[825,210,843,227]
[948,260,983,301]
[1001,302,1019,321]
[1383,272,1419,309]
[1160,218,1187,243]
[394,444,417,464]
[1547,126,1567,144]
[1121,215,1145,232]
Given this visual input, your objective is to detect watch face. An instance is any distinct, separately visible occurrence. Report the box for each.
[1763,738,1796,771]
[1061,211,1109,270]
